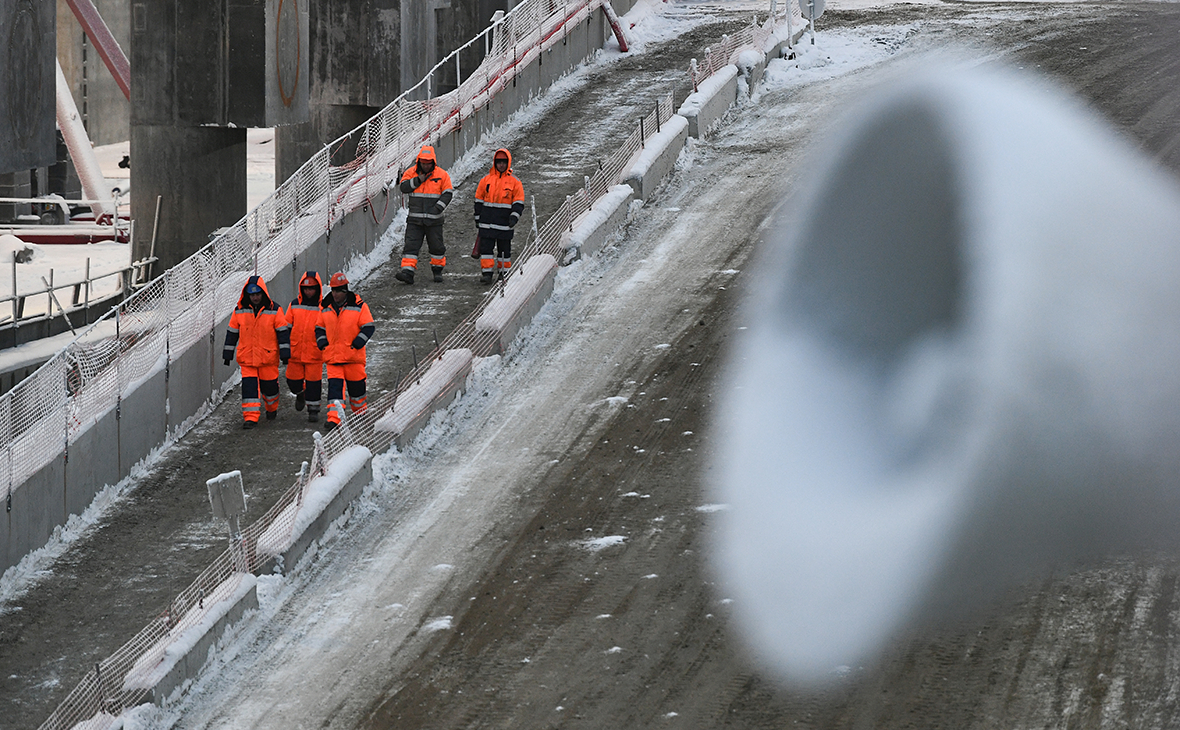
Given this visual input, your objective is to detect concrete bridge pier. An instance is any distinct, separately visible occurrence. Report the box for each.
[130,0,309,273]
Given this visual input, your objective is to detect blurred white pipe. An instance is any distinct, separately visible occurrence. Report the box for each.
[55,60,108,220]
[712,65,1180,685]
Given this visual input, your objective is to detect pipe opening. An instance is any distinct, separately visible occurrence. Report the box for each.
[784,102,965,369]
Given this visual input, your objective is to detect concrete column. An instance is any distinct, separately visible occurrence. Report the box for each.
[275,0,400,181]
[0,172,32,224]
[129,0,306,276]
[130,126,246,273]
[0,0,56,175]
[276,105,377,182]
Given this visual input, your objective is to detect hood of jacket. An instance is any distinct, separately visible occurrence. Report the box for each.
[296,271,323,306]
[416,145,438,164]
[487,148,513,176]
[237,275,274,310]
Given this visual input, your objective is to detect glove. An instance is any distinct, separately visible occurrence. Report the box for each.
[223,358,232,366]
[281,356,289,365]
[410,176,422,188]
[434,201,446,215]
[316,337,328,350]
[351,336,366,349]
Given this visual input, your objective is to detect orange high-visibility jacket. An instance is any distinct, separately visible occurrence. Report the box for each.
[224,276,290,367]
[315,291,375,365]
[398,146,454,224]
[286,271,324,364]
[474,148,525,241]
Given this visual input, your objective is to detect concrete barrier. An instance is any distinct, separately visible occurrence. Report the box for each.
[622,115,689,201]
[1,453,64,573]
[65,411,119,517]
[373,349,475,449]
[678,66,739,139]
[128,575,260,708]
[475,254,559,356]
[267,446,374,575]
[564,184,635,260]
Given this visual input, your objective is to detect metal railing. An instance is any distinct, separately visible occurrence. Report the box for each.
[688,7,801,92]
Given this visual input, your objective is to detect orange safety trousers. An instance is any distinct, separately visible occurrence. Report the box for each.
[241,364,280,422]
[326,362,367,425]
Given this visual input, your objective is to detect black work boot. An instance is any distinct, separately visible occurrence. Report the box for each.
[295,392,305,411]
[481,271,493,284]
[308,409,319,423]
[395,268,415,285]
[243,420,256,430]
[266,409,277,421]
[432,266,444,283]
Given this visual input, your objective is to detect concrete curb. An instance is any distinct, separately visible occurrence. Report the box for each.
[133,575,260,708]
[475,254,560,356]
[677,25,809,140]
[271,446,376,575]
[623,114,690,201]
[678,66,739,139]
[563,184,636,260]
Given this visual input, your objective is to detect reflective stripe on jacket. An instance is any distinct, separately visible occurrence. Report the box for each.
[315,291,375,365]
[224,276,290,368]
[474,148,525,241]
[398,146,454,224]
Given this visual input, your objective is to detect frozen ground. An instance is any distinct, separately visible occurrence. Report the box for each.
[8,1,1180,728]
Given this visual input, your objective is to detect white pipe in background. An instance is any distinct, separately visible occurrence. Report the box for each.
[712,64,1180,685]
[55,59,109,221]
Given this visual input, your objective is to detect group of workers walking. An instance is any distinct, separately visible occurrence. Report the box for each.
[223,271,374,431]
[222,146,524,431]
[396,145,525,285]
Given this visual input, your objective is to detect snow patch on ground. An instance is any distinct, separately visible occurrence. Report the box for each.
[758,24,921,96]
[580,535,627,551]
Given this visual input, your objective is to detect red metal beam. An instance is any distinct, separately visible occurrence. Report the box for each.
[64,0,131,101]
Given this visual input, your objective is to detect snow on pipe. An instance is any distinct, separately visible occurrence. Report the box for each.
[55,60,109,221]
[711,65,1180,684]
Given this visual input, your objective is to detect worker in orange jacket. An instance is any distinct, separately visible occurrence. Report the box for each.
[285,271,325,423]
[315,272,375,431]
[397,145,453,285]
[223,276,290,429]
[474,148,525,284]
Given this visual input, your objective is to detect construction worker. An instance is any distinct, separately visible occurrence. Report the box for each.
[474,148,525,284]
[223,276,290,429]
[315,272,375,431]
[397,145,454,284]
[285,271,325,423]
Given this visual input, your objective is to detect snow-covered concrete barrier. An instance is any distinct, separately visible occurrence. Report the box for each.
[122,573,258,707]
[623,114,689,201]
[564,184,635,260]
[373,348,475,448]
[475,254,560,355]
[679,66,739,139]
[256,445,374,574]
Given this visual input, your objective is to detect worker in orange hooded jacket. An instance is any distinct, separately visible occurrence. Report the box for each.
[474,148,525,283]
[315,272,375,430]
[223,276,290,429]
[285,271,325,423]
[396,145,453,285]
